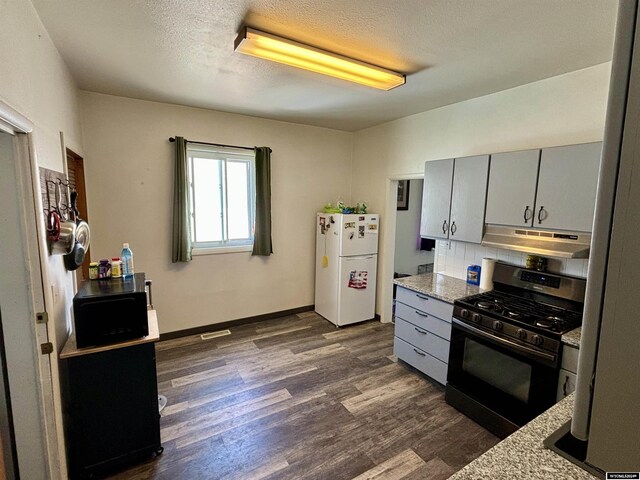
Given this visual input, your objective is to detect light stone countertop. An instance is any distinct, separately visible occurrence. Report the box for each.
[393,273,481,304]
[448,394,597,480]
[562,327,581,348]
[395,274,583,347]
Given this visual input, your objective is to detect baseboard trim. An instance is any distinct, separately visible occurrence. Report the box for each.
[159,305,315,341]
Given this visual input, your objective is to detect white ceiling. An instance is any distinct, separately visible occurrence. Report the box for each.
[32,0,618,131]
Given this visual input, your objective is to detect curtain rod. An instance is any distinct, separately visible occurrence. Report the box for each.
[169,137,255,152]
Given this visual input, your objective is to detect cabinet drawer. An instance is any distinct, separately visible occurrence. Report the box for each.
[395,303,451,340]
[395,318,450,362]
[561,345,579,374]
[394,337,447,385]
[557,368,577,402]
[396,287,453,322]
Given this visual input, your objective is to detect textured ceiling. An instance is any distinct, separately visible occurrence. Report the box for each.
[32,0,618,131]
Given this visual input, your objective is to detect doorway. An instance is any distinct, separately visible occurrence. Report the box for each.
[392,179,435,320]
[0,308,18,480]
[393,179,435,277]
[66,149,90,280]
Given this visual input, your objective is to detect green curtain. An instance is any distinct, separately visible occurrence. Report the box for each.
[172,136,192,262]
[252,147,273,256]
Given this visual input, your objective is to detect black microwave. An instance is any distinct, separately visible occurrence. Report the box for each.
[73,273,149,348]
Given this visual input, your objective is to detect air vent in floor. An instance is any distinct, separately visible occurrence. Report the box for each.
[200,329,231,340]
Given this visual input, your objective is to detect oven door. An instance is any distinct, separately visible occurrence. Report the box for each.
[446,318,559,434]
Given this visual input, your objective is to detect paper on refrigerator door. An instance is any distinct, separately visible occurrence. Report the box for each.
[348,270,368,289]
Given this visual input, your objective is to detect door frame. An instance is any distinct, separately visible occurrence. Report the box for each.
[380,173,424,324]
[0,99,64,479]
[65,149,91,281]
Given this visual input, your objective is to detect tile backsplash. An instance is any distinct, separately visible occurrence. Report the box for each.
[434,240,588,280]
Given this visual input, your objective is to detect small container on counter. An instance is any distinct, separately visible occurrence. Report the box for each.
[98,259,111,279]
[526,254,540,270]
[88,262,99,280]
[467,265,481,286]
[111,257,122,278]
[526,254,548,272]
[535,256,548,272]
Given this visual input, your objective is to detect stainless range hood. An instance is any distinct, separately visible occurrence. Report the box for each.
[481,225,591,259]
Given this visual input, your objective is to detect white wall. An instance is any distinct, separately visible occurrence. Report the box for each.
[0,0,84,345]
[394,180,434,275]
[80,92,353,334]
[0,0,84,477]
[352,63,611,321]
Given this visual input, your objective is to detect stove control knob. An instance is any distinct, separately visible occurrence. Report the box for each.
[460,309,470,319]
[532,334,543,346]
[493,320,503,331]
[472,313,482,323]
[517,329,527,340]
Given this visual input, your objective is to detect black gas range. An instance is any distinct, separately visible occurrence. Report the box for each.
[446,262,586,438]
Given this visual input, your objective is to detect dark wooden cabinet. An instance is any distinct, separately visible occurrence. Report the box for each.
[61,311,162,479]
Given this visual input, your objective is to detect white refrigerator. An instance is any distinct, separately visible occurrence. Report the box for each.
[315,213,379,327]
[563,0,640,472]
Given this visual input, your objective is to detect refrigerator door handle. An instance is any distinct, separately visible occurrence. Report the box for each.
[343,255,376,260]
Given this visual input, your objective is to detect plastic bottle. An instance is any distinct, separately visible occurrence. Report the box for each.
[111,257,122,278]
[88,262,99,280]
[98,259,111,279]
[121,243,134,278]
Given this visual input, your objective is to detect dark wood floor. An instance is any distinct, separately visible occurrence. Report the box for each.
[109,312,498,480]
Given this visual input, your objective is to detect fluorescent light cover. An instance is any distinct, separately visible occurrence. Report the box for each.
[234,27,405,91]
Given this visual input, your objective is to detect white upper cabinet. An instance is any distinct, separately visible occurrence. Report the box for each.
[535,142,602,232]
[420,159,454,239]
[449,155,490,243]
[421,155,489,243]
[485,149,540,227]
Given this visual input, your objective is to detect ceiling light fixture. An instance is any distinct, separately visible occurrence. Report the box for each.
[234,27,405,91]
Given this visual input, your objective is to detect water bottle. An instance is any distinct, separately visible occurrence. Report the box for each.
[121,243,134,278]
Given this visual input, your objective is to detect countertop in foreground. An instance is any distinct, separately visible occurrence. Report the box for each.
[393,273,481,304]
[562,327,581,348]
[448,394,597,480]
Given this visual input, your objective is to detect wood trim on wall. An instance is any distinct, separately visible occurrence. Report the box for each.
[159,305,315,341]
[65,149,90,281]
[159,307,381,341]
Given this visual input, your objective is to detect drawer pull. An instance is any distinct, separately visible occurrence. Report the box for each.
[413,348,426,357]
[414,327,428,334]
[415,294,430,301]
[415,310,429,318]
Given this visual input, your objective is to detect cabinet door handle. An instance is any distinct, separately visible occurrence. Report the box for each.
[563,375,570,396]
[450,221,457,235]
[415,310,429,317]
[537,206,545,224]
[442,220,448,234]
[414,327,428,334]
[413,348,426,357]
[415,294,430,301]
[523,206,531,222]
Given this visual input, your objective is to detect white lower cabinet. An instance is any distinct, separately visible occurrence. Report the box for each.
[394,286,453,385]
[557,344,579,401]
[557,368,577,401]
[394,337,448,385]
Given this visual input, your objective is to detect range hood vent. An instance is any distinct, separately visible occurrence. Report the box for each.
[481,225,591,259]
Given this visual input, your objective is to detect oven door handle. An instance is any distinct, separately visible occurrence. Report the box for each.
[452,319,558,367]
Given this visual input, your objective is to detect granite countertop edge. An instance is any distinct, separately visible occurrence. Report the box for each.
[393,273,481,304]
[562,327,581,348]
[448,393,597,480]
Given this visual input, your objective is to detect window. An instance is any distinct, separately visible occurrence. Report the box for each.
[187,144,255,252]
